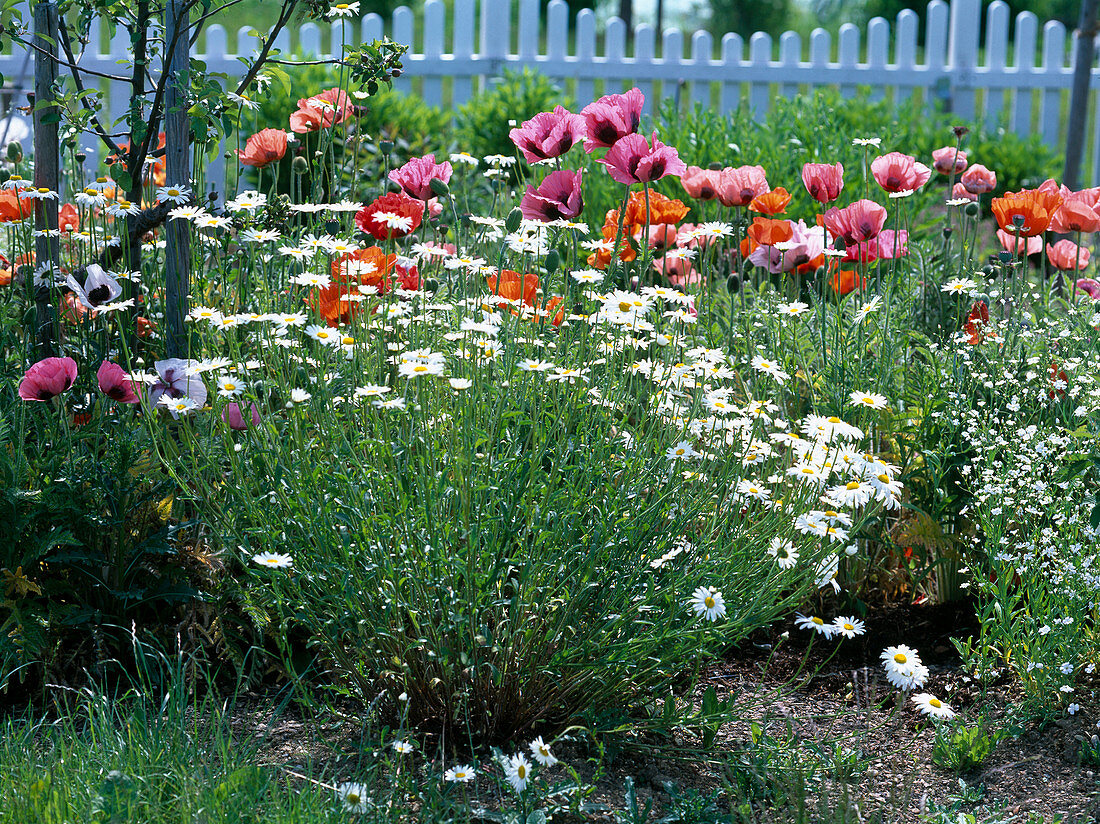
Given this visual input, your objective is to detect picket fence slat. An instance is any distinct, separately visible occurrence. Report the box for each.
[13,0,1100,187]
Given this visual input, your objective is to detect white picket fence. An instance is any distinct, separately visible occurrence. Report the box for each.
[4,0,1100,185]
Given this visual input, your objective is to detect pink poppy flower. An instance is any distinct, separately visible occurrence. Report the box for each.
[598,132,686,185]
[388,154,453,201]
[932,147,968,175]
[995,229,1042,256]
[801,162,844,204]
[961,164,997,195]
[519,169,584,222]
[871,152,932,194]
[238,128,288,168]
[717,165,769,208]
[654,252,699,287]
[289,88,353,133]
[823,199,888,244]
[509,106,586,164]
[222,401,261,431]
[19,356,78,402]
[97,360,139,404]
[640,223,678,251]
[951,182,978,202]
[1074,278,1100,300]
[748,219,826,274]
[148,358,208,415]
[1047,239,1090,271]
[581,88,644,152]
[844,229,909,264]
[680,166,723,201]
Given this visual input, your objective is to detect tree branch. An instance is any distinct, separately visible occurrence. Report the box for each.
[56,15,122,157]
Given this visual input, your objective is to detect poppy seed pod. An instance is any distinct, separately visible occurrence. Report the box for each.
[380,140,394,155]
[964,202,980,217]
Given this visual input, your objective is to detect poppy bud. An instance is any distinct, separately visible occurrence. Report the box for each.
[953,126,970,138]
[964,202,980,218]
[505,207,522,234]
[428,177,449,197]
[292,156,309,175]
[997,251,1014,264]
[425,278,439,291]
[726,273,740,293]
[544,249,560,275]
[6,142,22,163]
[942,227,953,239]
[981,264,996,279]
[75,151,86,164]
[324,220,339,235]
[438,224,449,236]
[207,190,219,202]
[708,162,723,171]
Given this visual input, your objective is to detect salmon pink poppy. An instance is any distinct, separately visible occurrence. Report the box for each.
[801,162,843,203]
[823,199,888,244]
[598,132,686,185]
[0,189,34,222]
[97,360,139,403]
[951,182,978,202]
[355,192,424,240]
[642,223,678,251]
[748,219,825,274]
[487,270,541,307]
[961,164,997,195]
[932,147,967,175]
[509,106,586,164]
[1048,199,1100,234]
[519,169,584,222]
[654,252,699,287]
[581,88,644,152]
[19,356,78,402]
[680,166,722,201]
[717,165,769,207]
[289,88,353,133]
[871,152,931,193]
[237,128,288,168]
[1047,239,1090,271]
[996,229,1043,256]
[388,154,453,201]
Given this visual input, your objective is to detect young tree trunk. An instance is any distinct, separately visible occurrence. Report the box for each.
[1064,0,1100,190]
[33,0,60,360]
[164,0,191,358]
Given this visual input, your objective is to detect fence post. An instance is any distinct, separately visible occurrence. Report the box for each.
[32,0,60,360]
[947,0,981,120]
[164,0,190,358]
[1063,0,1098,189]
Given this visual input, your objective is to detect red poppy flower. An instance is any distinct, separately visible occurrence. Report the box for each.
[355,192,425,240]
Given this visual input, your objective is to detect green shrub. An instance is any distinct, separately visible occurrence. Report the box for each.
[456,69,573,165]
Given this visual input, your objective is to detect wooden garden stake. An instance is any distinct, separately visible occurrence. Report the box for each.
[33,0,60,360]
[164,0,191,358]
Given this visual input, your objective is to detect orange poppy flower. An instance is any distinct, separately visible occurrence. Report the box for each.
[747,217,794,247]
[315,247,397,326]
[588,212,638,269]
[829,265,864,296]
[0,190,33,223]
[749,187,791,215]
[620,190,689,234]
[739,236,758,258]
[487,270,541,307]
[59,203,79,232]
[991,189,1060,237]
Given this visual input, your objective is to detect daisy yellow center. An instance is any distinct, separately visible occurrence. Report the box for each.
[846,481,861,490]
[224,383,236,390]
[413,365,428,372]
[812,617,824,625]
[318,331,330,339]
[347,792,360,803]
[929,698,942,708]
[878,473,890,483]
[828,416,841,423]
[801,467,815,474]
[704,596,715,608]
[342,336,354,345]
[97,177,108,183]
[618,301,632,312]
[825,510,838,517]
[119,200,130,207]
[38,188,50,194]
[843,623,854,631]
[517,765,527,778]
[894,653,907,664]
